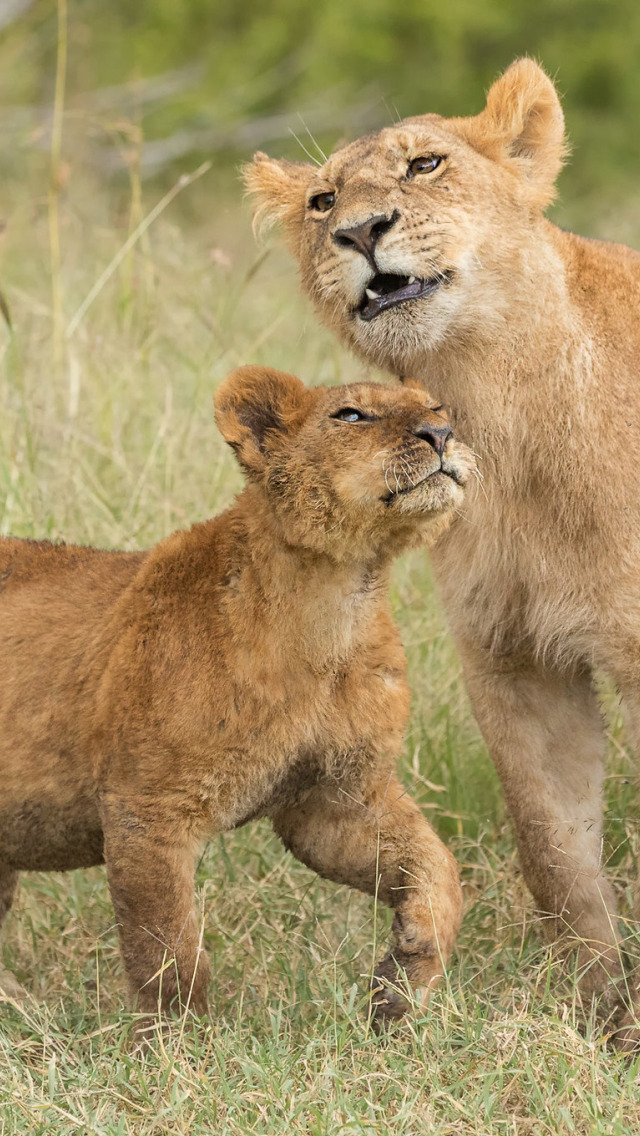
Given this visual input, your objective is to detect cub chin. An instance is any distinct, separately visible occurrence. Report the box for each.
[0,366,473,1028]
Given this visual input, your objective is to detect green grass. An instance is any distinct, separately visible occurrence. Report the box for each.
[1,164,640,1134]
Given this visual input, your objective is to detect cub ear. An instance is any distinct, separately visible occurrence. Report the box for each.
[467,59,566,206]
[214,366,311,474]
[242,152,314,238]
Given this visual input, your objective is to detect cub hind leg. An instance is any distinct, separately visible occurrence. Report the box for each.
[0,867,26,1001]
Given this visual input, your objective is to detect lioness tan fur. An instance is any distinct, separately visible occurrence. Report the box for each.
[0,366,474,1025]
[246,60,640,1044]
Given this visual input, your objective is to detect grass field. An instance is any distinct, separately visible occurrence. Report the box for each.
[1,161,640,1135]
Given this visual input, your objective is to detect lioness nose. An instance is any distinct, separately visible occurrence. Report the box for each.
[414,421,452,456]
[333,211,399,266]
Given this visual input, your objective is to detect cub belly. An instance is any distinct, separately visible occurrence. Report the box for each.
[0,793,104,871]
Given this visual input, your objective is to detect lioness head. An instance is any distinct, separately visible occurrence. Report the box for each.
[244,59,566,373]
[215,367,474,559]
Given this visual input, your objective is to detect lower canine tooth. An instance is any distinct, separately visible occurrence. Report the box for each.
[408,276,416,284]
[365,288,379,299]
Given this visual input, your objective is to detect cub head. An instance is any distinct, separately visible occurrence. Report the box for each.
[214,366,474,560]
[244,59,566,373]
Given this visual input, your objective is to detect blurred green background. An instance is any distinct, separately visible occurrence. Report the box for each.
[3,0,640,229]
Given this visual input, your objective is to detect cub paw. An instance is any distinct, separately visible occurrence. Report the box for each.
[609,1006,640,1054]
[370,958,411,1026]
[369,947,441,1028]
[0,967,28,1003]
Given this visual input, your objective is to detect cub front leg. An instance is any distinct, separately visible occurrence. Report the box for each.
[271,774,462,1024]
[0,868,26,1001]
[100,794,210,1023]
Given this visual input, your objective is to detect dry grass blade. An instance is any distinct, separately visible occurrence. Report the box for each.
[0,284,11,330]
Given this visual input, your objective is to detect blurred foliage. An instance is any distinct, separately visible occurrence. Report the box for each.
[1,0,640,216]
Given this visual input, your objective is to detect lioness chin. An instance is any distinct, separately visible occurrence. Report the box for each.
[247,59,640,1046]
[0,367,473,1028]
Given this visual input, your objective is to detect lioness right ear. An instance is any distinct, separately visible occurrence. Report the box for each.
[464,58,567,207]
[215,366,311,474]
[242,152,314,240]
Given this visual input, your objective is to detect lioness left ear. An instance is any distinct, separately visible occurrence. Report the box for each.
[242,153,314,242]
[467,58,566,207]
[214,366,311,474]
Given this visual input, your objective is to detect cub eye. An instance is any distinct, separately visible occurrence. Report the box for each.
[407,155,443,178]
[431,404,445,413]
[309,191,336,213]
[331,407,369,423]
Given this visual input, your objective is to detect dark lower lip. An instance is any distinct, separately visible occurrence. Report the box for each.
[382,467,457,504]
[358,272,451,322]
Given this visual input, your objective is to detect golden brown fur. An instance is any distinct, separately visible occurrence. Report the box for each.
[0,366,474,1025]
[246,59,640,1044]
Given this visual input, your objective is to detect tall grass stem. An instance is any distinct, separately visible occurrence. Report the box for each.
[65,161,212,340]
[49,0,68,370]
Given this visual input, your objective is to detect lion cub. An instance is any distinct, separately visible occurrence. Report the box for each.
[0,366,473,1024]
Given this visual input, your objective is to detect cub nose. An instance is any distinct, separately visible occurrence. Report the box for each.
[332,211,399,267]
[413,421,453,457]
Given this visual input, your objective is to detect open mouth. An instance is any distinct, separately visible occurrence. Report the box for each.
[358,272,451,322]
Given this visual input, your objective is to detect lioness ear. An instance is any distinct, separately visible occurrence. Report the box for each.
[242,152,314,239]
[467,59,566,206]
[215,366,311,473]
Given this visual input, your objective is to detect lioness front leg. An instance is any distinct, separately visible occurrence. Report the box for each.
[605,683,640,1049]
[459,640,622,1006]
[100,795,210,1024]
[271,774,462,1024]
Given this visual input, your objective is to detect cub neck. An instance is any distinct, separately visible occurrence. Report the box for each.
[227,485,392,672]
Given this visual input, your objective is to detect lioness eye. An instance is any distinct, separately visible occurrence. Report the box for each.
[407,155,443,178]
[309,191,336,213]
[332,407,368,423]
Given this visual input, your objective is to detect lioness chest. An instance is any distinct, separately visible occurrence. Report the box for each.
[432,480,635,671]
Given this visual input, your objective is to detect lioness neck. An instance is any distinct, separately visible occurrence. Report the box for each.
[423,222,587,451]
[416,218,640,543]
[407,222,639,535]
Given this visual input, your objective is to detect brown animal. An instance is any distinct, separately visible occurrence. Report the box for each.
[246,59,640,1044]
[0,366,474,1025]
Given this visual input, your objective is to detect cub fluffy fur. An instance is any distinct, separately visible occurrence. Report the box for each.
[0,366,473,1024]
[247,60,640,1043]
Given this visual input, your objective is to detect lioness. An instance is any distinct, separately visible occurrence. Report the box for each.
[246,59,640,1043]
[0,366,473,1025]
